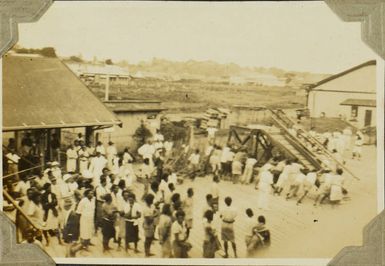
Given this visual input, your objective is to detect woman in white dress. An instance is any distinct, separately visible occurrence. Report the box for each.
[257,167,274,210]
[76,189,96,250]
[26,190,46,244]
[78,146,90,174]
[66,145,78,173]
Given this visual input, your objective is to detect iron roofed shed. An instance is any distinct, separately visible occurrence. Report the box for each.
[340,99,376,108]
[307,60,377,128]
[3,54,122,131]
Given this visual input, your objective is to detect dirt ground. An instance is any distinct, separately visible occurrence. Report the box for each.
[36,145,379,260]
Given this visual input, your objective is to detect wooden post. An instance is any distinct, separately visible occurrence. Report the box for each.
[255,131,259,159]
[47,129,52,161]
[105,74,110,101]
[14,131,20,153]
[85,126,94,145]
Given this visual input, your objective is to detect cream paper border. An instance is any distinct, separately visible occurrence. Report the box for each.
[0,1,384,265]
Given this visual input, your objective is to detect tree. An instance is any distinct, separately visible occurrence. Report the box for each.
[40,47,57,57]
[284,72,296,85]
[105,59,113,65]
[70,56,83,63]
[160,122,188,142]
[133,122,153,148]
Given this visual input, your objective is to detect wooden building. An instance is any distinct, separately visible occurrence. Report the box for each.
[2,54,121,169]
[98,99,167,151]
[307,60,377,128]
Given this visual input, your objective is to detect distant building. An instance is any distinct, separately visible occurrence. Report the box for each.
[229,74,285,87]
[97,99,167,150]
[66,62,130,86]
[229,105,270,126]
[307,60,376,128]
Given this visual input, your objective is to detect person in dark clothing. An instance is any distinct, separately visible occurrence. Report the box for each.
[101,194,118,252]
[62,199,82,257]
[41,183,61,246]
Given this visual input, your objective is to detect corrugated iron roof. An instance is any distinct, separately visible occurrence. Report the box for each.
[103,100,167,113]
[340,98,376,107]
[309,60,376,90]
[3,55,122,131]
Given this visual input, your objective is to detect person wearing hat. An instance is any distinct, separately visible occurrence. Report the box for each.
[51,161,62,181]
[257,165,274,210]
[60,174,77,207]
[5,148,20,179]
[76,189,96,250]
[106,141,117,170]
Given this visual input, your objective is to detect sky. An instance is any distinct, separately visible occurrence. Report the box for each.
[17,1,377,74]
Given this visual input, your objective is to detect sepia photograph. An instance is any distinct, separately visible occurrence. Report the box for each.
[1,1,383,263]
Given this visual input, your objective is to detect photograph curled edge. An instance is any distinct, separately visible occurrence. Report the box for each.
[0,0,383,265]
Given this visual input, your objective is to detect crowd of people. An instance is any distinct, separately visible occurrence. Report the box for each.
[3,129,271,258]
[3,123,363,258]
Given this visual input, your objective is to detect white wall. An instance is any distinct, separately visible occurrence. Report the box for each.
[308,90,376,118]
[98,112,161,152]
[307,64,376,127]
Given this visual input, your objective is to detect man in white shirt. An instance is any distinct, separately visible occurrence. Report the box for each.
[207,127,218,141]
[76,189,96,249]
[106,141,117,170]
[352,131,364,160]
[286,168,307,200]
[220,196,237,258]
[188,149,200,179]
[241,155,257,184]
[66,145,78,172]
[138,140,155,167]
[88,152,107,186]
[154,129,164,142]
[6,150,20,178]
[297,169,317,205]
[59,174,77,208]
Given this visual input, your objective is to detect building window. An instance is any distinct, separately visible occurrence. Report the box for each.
[350,106,358,121]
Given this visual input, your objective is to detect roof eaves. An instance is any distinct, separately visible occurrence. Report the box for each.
[309,60,376,90]
[3,120,122,132]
